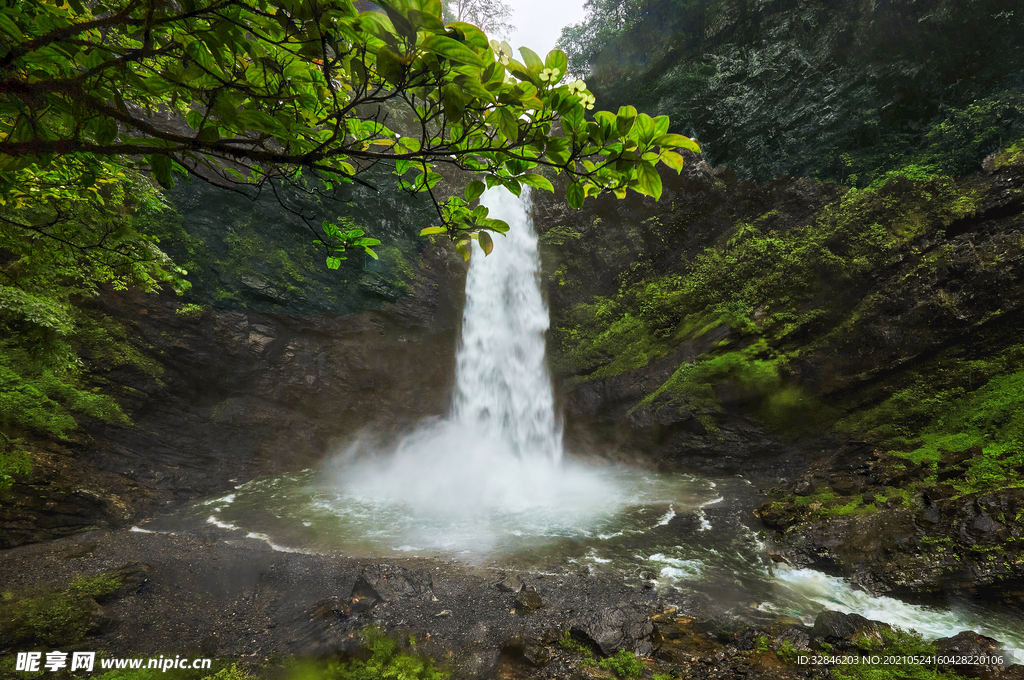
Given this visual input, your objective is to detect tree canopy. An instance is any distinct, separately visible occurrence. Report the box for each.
[441,0,513,39]
[0,0,699,264]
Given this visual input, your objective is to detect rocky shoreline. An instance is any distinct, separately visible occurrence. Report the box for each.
[2,520,1024,680]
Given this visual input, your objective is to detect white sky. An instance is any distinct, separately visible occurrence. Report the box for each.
[504,0,588,57]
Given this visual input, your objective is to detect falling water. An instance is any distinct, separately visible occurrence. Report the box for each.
[452,188,562,462]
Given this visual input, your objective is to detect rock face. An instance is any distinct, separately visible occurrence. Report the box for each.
[1,241,465,548]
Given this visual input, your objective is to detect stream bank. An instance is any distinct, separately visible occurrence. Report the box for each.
[3,526,1023,680]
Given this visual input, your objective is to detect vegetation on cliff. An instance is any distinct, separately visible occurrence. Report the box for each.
[559,0,1024,185]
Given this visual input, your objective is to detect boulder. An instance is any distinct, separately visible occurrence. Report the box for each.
[934,631,1007,679]
[810,610,891,646]
[571,602,655,656]
[514,587,543,612]
[349,564,435,610]
[496,575,525,593]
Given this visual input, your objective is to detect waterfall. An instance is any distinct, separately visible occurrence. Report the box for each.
[321,187,619,553]
[452,188,562,462]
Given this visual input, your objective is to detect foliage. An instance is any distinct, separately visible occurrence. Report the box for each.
[0,573,122,646]
[176,303,208,319]
[555,167,980,375]
[597,649,644,679]
[832,628,963,680]
[287,628,447,680]
[0,435,30,492]
[0,340,129,439]
[0,0,698,265]
[557,0,707,79]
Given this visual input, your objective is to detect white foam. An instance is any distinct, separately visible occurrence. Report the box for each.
[654,504,676,527]
[206,515,240,531]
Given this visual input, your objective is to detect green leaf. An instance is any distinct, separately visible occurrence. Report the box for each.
[464,180,485,202]
[362,247,379,260]
[653,134,701,153]
[446,22,490,50]
[477,230,493,255]
[376,1,417,43]
[376,47,405,84]
[636,161,662,200]
[455,240,471,261]
[519,173,553,193]
[493,107,519,143]
[653,115,670,138]
[502,177,522,196]
[518,46,544,74]
[633,113,656,145]
[326,256,343,269]
[0,13,22,38]
[660,150,685,173]
[420,226,447,235]
[616,105,637,137]
[407,9,445,31]
[566,181,584,209]
[544,49,568,76]
[421,34,482,67]
[149,154,174,189]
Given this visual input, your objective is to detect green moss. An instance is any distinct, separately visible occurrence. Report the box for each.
[840,344,1024,494]
[555,168,984,398]
[300,628,448,680]
[993,137,1024,169]
[558,630,594,657]
[175,303,208,319]
[540,223,583,247]
[0,438,31,492]
[0,573,122,646]
[597,649,643,679]
[832,627,965,680]
[75,312,164,379]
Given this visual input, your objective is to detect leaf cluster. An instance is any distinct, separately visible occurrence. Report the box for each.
[0,0,697,264]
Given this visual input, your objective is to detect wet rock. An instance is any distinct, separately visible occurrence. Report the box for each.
[496,575,525,593]
[350,564,435,609]
[828,473,863,496]
[942,446,983,468]
[104,562,152,600]
[500,631,552,668]
[810,610,891,647]
[86,600,117,635]
[934,631,1007,678]
[755,501,802,531]
[571,602,655,656]
[514,586,544,611]
[774,626,811,651]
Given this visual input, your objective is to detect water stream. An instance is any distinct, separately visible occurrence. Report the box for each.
[146,188,1024,660]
